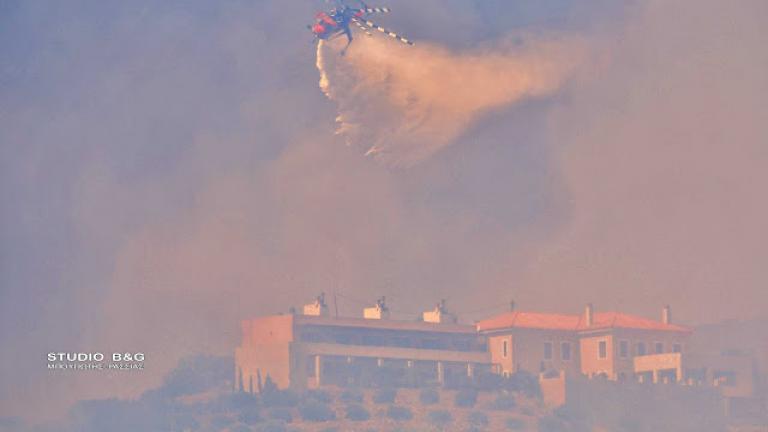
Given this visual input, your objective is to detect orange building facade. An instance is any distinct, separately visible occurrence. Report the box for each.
[477,304,691,382]
[235,311,492,392]
[236,299,760,405]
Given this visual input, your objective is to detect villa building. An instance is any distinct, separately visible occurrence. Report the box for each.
[235,295,761,414]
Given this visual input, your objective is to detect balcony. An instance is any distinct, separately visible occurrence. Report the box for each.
[633,352,682,383]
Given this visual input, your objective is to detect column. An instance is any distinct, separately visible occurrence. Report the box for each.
[315,355,322,387]
[437,361,444,385]
[467,363,474,378]
[652,370,659,384]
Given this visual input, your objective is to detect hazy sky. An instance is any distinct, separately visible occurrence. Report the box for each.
[1,0,766,423]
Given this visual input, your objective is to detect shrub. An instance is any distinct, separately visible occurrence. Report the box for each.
[262,389,299,408]
[505,418,526,430]
[552,404,590,431]
[298,401,335,422]
[474,372,502,392]
[538,415,568,432]
[231,425,254,432]
[491,394,516,410]
[267,407,293,423]
[319,428,338,432]
[373,387,397,404]
[467,411,489,428]
[386,405,413,421]
[507,371,540,398]
[215,392,258,413]
[454,388,478,407]
[257,420,287,432]
[339,389,364,403]
[158,355,233,398]
[238,408,262,425]
[173,414,200,431]
[305,389,332,404]
[428,410,452,429]
[345,404,371,421]
[418,388,439,405]
[210,415,234,428]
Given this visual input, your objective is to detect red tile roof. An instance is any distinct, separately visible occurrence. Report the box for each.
[476,311,581,331]
[477,311,691,333]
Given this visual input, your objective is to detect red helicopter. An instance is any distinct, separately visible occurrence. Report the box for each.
[308,0,414,55]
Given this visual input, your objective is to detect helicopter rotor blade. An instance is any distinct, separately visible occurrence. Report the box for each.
[359,18,414,45]
[363,7,391,14]
[351,19,373,36]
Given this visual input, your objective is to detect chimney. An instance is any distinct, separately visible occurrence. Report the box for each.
[423,299,457,324]
[662,305,671,324]
[364,296,390,320]
[303,293,329,317]
[584,303,594,327]
[509,300,516,312]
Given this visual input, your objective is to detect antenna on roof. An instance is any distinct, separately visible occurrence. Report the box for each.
[333,291,339,318]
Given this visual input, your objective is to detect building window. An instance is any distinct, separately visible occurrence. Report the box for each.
[654,342,664,354]
[713,370,736,386]
[672,343,682,353]
[636,342,646,356]
[598,340,607,359]
[502,339,508,358]
[392,336,412,348]
[619,340,629,358]
[561,342,572,361]
[306,357,316,378]
[543,342,553,360]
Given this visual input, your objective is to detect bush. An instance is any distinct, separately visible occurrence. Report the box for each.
[298,401,335,422]
[538,415,568,432]
[339,389,364,403]
[491,394,516,410]
[210,415,234,428]
[373,387,397,404]
[507,371,540,397]
[262,389,299,408]
[305,389,332,404]
[467,411,488,428]
[418,388,439,405]
[267,408,293,423]
[173,414,200,431]
[214,392,258,413]
[428,410,452,429]
[505,418,526,430]
[345,404,371,421]
[454,388,478,407]
[231,425,254,432]
[238,408,262,425]
[158,355,233,398]
[257,420,287,432]
[474,372,502,392]
[386,405,413,421]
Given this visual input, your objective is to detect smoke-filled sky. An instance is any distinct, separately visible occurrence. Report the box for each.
[1,0,767,423]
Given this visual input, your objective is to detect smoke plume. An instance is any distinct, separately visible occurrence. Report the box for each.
[317,33,584,166]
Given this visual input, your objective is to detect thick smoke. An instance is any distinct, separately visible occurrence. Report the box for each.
[2,0,767,427]
[317,33,584,166]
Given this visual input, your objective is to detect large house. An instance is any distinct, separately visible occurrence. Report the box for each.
[235,296,492,392]
[478,304,691,383]
[235,296,757,411]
